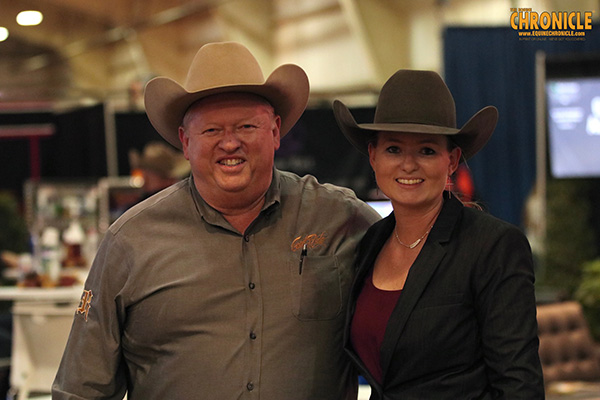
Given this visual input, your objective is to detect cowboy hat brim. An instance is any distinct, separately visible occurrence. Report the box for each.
[145,63,309,150]
[333,100,498,160]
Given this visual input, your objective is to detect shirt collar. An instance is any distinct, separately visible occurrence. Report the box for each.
[189,168,282,229]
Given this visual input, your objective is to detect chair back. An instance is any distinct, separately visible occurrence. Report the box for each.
[537,301,600,383]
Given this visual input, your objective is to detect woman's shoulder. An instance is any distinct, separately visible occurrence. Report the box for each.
[459,205,527,245]
[462,205,520,230]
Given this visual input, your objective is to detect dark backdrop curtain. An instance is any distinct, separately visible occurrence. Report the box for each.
[44,104,107,178]
[277,107,376,200]
[443,26,600,226]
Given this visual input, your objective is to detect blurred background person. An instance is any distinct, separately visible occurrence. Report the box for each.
[128,141,190,200]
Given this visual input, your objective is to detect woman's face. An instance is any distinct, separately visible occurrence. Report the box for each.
[368,131,461,211]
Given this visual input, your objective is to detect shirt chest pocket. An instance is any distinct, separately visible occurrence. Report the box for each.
[289,255,342,321]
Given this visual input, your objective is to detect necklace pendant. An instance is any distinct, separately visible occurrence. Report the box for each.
[407,239,420,249]
[394,207,441,250]
[394,225,432,250]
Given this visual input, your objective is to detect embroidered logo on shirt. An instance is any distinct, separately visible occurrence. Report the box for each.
[76,289,93,321]
[291,232,327,252]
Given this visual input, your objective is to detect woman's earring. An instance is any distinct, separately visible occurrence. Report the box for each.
[445,175,454,192]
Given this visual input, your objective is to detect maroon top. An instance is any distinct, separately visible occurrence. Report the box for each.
[350,270,402,384]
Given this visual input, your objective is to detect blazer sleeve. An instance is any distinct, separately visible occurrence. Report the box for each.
[472,223,545,399]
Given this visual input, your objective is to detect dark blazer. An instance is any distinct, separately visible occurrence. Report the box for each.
[345,195,544,399]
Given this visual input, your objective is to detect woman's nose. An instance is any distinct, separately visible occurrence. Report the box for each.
[400,154,418,172]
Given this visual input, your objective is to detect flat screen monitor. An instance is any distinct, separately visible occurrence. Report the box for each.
[546,76,600,178]
[367,200,393,218]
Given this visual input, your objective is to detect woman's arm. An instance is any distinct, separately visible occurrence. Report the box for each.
[474,224,545,399]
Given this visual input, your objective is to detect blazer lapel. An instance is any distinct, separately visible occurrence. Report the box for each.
[344,215,396,397]
[379,196,462,382]
[354,216,396,296]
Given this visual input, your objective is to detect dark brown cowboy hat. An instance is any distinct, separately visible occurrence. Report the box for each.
[144,42,310,150]
[333,69,498,160]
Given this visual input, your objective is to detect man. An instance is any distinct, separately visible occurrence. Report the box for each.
[128,141,190,199]
[52,42,380,399]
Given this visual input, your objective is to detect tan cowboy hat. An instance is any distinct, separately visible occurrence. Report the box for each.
[333,69,498,160]
[129,141,190,179]
[144,42,310,150]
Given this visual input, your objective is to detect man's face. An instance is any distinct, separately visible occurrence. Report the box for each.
[178,92,281,210]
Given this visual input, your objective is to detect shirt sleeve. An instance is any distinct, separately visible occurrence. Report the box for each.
[473,224,545,399]
[52,232,129,399]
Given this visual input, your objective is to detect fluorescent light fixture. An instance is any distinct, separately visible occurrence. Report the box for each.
[0,27,8,42]
[16,10,43,26]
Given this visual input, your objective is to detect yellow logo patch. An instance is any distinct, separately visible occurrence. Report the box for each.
[291,232,327,252]
[76,289,93,321]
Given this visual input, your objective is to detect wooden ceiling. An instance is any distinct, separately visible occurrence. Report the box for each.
[0,0,255,107]
[5,0,591,110]
[0,0,440,110]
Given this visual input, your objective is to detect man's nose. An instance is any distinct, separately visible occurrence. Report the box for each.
[218,128,241,150]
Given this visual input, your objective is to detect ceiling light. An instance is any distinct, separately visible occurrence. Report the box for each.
[16,10,43,26]
[0,27,8,42]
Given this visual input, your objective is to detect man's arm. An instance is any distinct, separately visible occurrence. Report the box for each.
[52,233,129,399]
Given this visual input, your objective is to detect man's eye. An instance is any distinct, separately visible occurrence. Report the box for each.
[201,127,222,136]
[422,147,436,155]
[386,146,400,153]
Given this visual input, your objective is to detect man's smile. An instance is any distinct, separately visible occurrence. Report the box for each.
[219,158,245,166]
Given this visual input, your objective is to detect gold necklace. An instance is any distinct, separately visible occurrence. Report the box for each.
[394,225,433,249]
[394,205,442,249]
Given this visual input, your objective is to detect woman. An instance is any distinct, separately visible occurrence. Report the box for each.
[333,70,544,399]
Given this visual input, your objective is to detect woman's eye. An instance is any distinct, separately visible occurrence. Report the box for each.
[386,146,400,154]
[421,147,436,155]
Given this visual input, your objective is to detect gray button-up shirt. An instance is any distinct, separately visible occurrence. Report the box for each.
[53,169,381,400]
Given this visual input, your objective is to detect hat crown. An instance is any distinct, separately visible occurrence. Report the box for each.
[374,70,457,129]
[184,42,266,92]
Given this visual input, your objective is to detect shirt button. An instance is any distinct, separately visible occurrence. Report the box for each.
[247,382,254,391]
[244,235,250,242]
[250,331,257,340]
[248,282,256,290]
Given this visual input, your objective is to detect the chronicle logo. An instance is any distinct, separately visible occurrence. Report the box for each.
[510,7,593,41]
